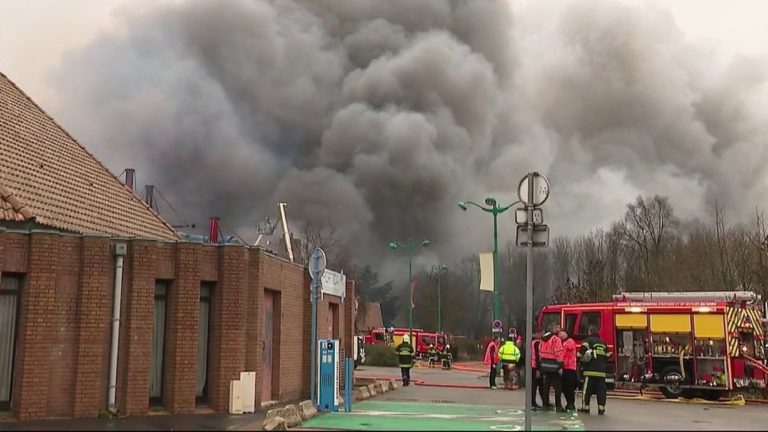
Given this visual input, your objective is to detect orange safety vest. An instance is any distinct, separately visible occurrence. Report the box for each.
[539,335,564,363]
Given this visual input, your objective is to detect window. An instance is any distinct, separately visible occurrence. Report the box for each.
[150,281,170,405]
[197,283,213,403]
[578,312,601,337]
[0,274,22,410]
[374,332,385,342]
[540,312,561,333]
[564,313,578,336]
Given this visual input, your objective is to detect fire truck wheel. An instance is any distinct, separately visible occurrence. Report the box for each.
[659,366,684,399]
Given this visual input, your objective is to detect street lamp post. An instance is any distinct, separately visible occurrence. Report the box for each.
[431,265,448,333]
[458,198,520,323]
[389,239,431,341]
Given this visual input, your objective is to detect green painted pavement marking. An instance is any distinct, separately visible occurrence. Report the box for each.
[301,401,585,431]
[352,401,524,416]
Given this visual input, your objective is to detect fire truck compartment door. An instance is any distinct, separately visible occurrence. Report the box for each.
[694,314,725,338]
[615,314,647,329]
[650,314,691,333]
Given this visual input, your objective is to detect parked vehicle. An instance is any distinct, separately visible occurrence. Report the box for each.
[361,327,450,359]
[538,291,767,400]
[353,335,365,369]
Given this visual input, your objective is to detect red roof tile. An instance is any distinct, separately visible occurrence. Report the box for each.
[0,71,179,240]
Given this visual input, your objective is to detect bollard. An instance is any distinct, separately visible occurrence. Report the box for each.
[344,357,353,412]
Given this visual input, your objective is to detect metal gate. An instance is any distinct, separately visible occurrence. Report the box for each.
[0,275,20,410]
[150,282,168,403]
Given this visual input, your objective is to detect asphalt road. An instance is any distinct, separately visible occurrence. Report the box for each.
[352,365,768,431]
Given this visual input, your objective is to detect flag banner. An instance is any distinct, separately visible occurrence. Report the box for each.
[479,252,494,292]
[411,279,417,308]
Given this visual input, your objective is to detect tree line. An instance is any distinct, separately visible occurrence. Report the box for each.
[296,195,768,338]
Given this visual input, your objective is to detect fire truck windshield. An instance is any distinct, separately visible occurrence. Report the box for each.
[541,312,560,333]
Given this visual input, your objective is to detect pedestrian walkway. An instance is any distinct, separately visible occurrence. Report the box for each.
[300,400,584,431]
[0,410,267,431]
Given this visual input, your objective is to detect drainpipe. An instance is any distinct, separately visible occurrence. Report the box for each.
[108,243,128,414]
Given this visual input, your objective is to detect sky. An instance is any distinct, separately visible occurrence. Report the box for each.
[3,0,767,106]
[2,0,768,275]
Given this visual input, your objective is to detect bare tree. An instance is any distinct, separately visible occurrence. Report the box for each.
[615,195,680,290]
[298,219,345,268]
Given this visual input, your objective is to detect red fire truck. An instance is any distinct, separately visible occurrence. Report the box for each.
[537,291,767,399]
[362,327,450,358]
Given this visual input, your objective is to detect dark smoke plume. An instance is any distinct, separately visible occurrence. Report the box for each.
[51,0,768,275]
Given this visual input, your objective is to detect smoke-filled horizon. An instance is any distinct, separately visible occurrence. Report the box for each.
[46,0,768,279]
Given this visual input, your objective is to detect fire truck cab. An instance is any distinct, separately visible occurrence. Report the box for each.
[538,291,767,400]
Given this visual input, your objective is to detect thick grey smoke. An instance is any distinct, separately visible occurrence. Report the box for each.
[51,0,768,275]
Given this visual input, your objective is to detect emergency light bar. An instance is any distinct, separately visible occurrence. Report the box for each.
[613,291,759,303]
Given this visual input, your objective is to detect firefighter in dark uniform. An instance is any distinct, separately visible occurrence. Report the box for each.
[441,344,453,370]
[578,326,611,415]
[396,335,415,386]
[428,344,439,368]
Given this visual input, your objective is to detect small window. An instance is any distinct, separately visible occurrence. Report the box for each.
[564,314,578,336]
[578,312,601,337]
[374,332,384,342]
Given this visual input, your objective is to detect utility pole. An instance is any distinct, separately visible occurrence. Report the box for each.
[524,175,535,432]
[514,172,550,432]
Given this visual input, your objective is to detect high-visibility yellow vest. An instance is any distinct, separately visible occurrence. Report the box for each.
[499,342,521,362]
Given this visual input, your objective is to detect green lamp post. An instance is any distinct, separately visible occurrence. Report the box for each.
[431,264,448,333]
[389,239,431,342]
[458,197,519,323]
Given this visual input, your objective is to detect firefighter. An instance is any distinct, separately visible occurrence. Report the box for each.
[484,334,502,389]
[428,344,438,368]
[539,329,565,412]
[558,329,578,411]
[396,335,415,386]
[530,332,545,409]
[578,326,611,415]
[441,344,453,370]
[499,337,521,389]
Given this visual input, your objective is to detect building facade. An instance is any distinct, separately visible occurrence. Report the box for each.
[0,229,354,420]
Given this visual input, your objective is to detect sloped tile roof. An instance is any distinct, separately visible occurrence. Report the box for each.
[356,300,384,331]
[0,71,179,240]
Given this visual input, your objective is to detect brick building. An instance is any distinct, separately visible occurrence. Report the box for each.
[0,71,354,420]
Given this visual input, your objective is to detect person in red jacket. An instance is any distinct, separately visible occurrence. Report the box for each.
[558,329,578,411]
[539,329,565,412]
[484,334,502,389]
[530,332,545,409]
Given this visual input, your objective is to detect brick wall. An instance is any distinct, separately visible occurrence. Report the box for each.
[255,249,307,404]
[208,245,246,412]
[163,242,200,414]
[13,231,59,419]
[72,235,111,417]
[0,231,353,420]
